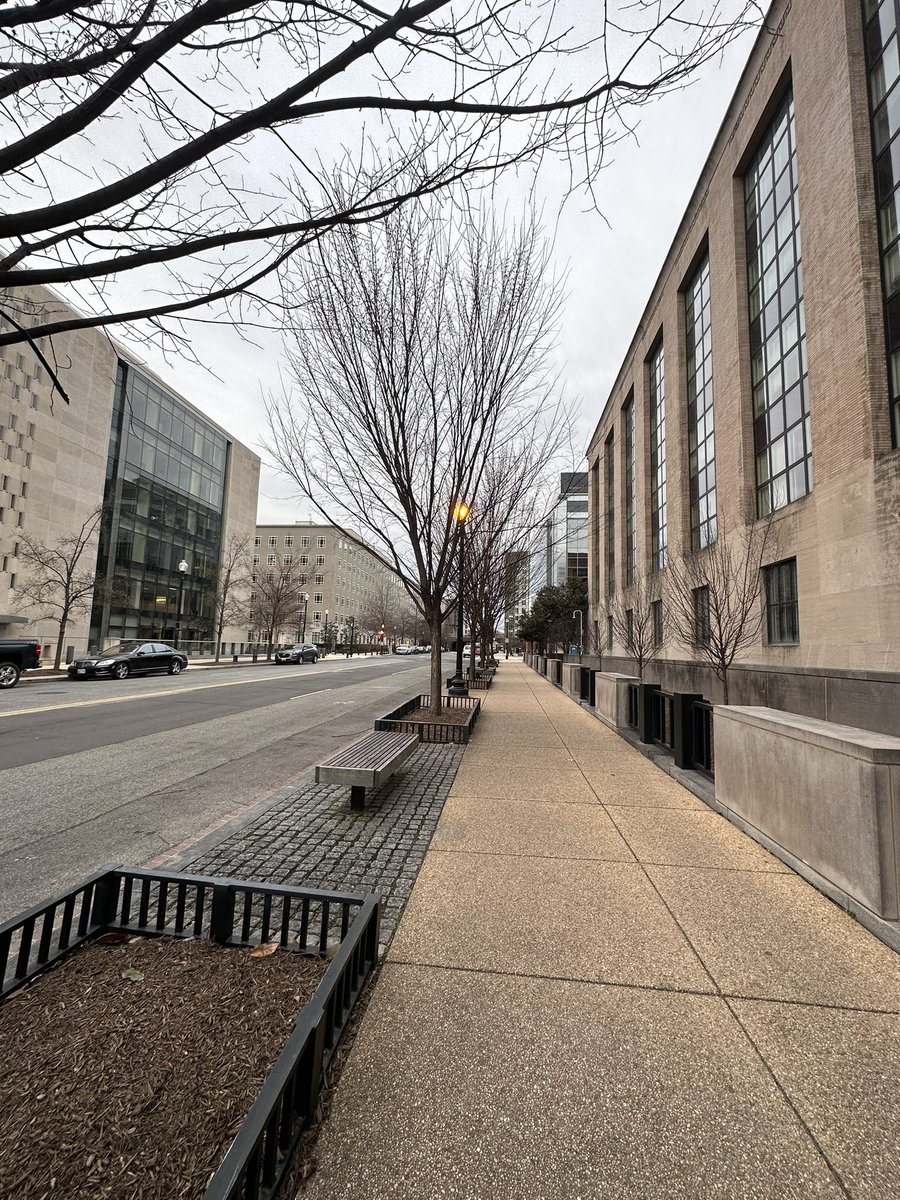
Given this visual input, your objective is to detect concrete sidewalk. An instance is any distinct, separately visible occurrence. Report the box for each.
[298,662,900,1200]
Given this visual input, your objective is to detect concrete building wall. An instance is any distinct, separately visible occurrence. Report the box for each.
[586,0,900,728]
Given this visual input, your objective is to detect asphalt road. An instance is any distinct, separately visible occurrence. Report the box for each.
[0,653,434,922]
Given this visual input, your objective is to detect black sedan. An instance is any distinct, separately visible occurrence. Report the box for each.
[68,642,189,681]
[274,643,319,664]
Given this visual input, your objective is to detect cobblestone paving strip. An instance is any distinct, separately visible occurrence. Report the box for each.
[178,745,465,948]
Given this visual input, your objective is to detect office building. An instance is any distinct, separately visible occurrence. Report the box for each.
[586,0,900,732]
[0,283,260,656]
[545,472,589,589]
[252,523,404,647]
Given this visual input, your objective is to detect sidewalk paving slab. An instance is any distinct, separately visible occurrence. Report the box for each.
[448,757,598,803]
[607,806,791,871]
[648,864,900,1010]
[299,965,845,1200]
[470,712,566,747]
[388,852,715,992]
[430,795,635,861]
[731,999,900,1200]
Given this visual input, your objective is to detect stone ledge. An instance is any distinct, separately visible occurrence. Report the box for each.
[716,705,900,764]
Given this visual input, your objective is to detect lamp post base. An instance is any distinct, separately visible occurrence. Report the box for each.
[447,676,469,697]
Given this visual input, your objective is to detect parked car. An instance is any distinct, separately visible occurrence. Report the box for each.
[274,643,319,664]
[0,638,42,689]
[394,645,413,655]
[68,642,188,681]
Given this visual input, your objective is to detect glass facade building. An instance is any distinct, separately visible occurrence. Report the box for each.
[544,472,588,588]
[862,0,900,443]
[745,89,812,515]
[685,254,717,549]
[90,362,229,649]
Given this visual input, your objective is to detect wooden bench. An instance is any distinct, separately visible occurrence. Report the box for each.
[315,730,420,810]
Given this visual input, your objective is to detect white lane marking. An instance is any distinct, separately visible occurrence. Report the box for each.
[0,666,401,719]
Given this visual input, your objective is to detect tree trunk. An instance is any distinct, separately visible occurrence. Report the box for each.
[722,670,729,705]
[54,613,68,671]
[429,616,444,717]
[215,621,222,662]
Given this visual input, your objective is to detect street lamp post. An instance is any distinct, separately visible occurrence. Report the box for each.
[448,501,470,697]
[298,592,309,642]
[573,608,584,656]
[175,558,190,649]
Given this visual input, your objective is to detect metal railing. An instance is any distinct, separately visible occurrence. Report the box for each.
[689,698,715,775]
[649,688,674,752]
[627,682,639,729]
[374,694,480,744]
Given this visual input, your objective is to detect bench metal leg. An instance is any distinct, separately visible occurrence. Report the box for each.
[350,785,366,811]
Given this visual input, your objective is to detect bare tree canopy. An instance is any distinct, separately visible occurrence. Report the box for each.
[666,514,772,702]
[247,556,307,654]
[268,203,572,709]
[606,568,665,679]
[212,532,249,661]
[0,0,760,373]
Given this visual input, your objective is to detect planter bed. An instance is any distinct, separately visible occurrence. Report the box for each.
[375,694,480,744]
[0,867,380,1200]
[443,673,492,691]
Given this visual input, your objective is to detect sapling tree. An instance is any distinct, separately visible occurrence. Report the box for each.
[16,506,106,669]
[665,516,773,702]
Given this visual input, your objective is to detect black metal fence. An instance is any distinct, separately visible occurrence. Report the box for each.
[625,682,715,777]
[649,688,674,751]
[689,699,715,775]
[0,867,380,1200]
[627,682,639,729]
[375,694,480,744]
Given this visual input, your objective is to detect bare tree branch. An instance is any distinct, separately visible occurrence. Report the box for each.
[665,514,773,702]
[0,0,762,359]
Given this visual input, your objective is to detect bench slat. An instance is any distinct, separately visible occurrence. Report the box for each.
[315,731,420,794]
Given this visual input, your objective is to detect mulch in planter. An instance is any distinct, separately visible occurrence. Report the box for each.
[0,935,327,1200]
[404,705,472,725]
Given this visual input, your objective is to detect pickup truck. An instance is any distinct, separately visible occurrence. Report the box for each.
[0,638,42,688]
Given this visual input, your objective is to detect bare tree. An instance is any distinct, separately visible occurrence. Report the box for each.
[247,559,307,657]
[666,517,773,703]
[0,1,760,393]
[356,575,408,645]
[606,569,666,679]
[212,533,250,662]
[17,507,104,668]
[268,203,572,714]
[462,453,558,670]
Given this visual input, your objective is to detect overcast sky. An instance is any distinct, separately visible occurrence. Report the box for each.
[123,28,759,526]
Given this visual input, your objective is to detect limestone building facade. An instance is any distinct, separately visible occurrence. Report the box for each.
[0,283,260,658]
[586,0,900,732]
[252,523,406,647]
